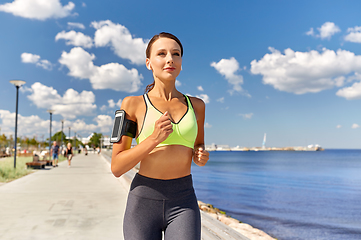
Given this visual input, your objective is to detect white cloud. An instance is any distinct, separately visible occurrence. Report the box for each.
[0,109,53,137]
[67,22,86,30]
[91,20,148,65]
[19,86,33,93]
[108,100,116,108]
[100,105,107,112]
[94,115,113,133]
[250,47,361,95]
[345,72,361,83]
[306,28,315,36]
[197,86,204,91]
[0,109,113,138]
[55,30,93,48]
[26,82,97,119]
[196,94,210,104]
[307,22,341,40]
[211,57,250,96]
[351,123,360,129]
[21,52,40,63]
[71,119,97,133]
[108,99,122,109]
[318,22,341,39]
[27,82,64,108]
[58,47,143,92]
[100,99,123,112]
[239,113,253,119]
[344,26,361,43]
[21,52,52,70]
[336,125,342,129]
[0,0,75,20]
[336,81,361,100]
[217,97,225,103]
[175,80,182,87]
[37,60,52,70]
[204,122,212,128]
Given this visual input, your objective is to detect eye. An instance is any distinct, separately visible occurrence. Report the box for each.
[158,52,166,56]
[173,52,180,56]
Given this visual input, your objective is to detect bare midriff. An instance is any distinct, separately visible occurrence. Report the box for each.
[138,145,193,180]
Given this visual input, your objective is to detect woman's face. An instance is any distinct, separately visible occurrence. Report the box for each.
[146,37,182,82]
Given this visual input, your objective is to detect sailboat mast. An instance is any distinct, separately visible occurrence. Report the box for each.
[262,133,266,148]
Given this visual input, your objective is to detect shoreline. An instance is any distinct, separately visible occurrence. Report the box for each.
[198,201,277,240]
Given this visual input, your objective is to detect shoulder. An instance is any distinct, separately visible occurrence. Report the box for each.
[188,96,205,112]
[120,95,145,121]
[121,95,145,113]
[121,95,144,108]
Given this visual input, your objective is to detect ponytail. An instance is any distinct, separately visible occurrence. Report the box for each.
[144,81,155,94]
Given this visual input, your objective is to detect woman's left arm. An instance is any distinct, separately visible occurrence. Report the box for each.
[191,97,209,166]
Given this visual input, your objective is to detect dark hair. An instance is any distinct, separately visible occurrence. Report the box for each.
[144,32,183,93]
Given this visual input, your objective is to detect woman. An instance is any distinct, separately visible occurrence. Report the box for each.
[65,142,73,167]
[111,32,209,240]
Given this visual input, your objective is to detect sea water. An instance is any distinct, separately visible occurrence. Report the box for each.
[191,150,361,240]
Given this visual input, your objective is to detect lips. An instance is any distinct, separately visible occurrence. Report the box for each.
[164,67,175,71]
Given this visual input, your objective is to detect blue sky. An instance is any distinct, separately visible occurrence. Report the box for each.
[1,0,361,149]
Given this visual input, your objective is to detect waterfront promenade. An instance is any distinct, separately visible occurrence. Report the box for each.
[0,152,249,240]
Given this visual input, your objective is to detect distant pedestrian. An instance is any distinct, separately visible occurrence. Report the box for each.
[84,147,88,156]
[65,143,73,167]
[51,141,59,167]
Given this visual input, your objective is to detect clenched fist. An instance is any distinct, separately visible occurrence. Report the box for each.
[151,111,173,144]
[193,146,209,166]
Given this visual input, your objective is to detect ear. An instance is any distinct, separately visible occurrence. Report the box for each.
[146,58,152,70]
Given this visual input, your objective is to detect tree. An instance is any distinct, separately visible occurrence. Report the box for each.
[0,134,7,149]
[51,131,67,143]
[29,136,38,147]
[89,132,103,148]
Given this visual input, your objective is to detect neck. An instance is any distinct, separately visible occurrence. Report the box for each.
[150,77,180,101]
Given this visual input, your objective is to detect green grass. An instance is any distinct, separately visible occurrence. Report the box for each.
[0,155,66,183]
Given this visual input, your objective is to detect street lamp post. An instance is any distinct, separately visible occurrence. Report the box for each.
[73,131,76,150]
[68,127,71,143]
[61,120,64,153]
[47,109,54,161]
[9,80,26,169]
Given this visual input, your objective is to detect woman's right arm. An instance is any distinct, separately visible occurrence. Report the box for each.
[110,97,173,178]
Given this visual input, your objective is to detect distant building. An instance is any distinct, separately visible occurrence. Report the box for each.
[205,144,231,151]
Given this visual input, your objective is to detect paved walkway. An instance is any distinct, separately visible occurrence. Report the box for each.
[0,152,249,240]
[0,153,128,240]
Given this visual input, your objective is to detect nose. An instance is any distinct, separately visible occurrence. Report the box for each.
[166,53,173,64]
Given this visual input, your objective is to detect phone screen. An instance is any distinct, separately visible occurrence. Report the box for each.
[112,116,122,138]
[110,111,124,142]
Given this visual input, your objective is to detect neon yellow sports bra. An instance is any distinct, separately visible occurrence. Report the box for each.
[136,94,198,149]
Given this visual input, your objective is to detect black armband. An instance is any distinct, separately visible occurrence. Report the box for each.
[110,110,137,143]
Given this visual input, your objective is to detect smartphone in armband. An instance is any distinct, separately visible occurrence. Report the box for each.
[110,110,137,143]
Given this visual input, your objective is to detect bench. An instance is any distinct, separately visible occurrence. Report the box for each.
[44,160,53,166]
[0,153,9,158]
[26,155,47,169]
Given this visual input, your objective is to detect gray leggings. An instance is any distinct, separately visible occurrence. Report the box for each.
[123,173,201,240]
